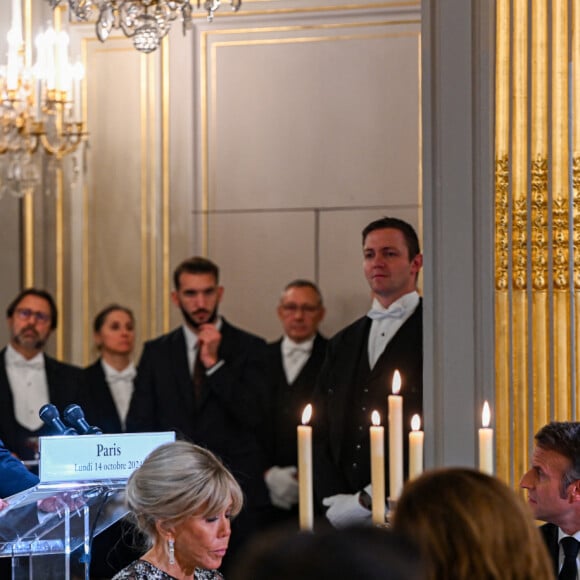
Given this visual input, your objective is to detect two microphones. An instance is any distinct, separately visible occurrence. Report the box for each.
[39,403,103,436]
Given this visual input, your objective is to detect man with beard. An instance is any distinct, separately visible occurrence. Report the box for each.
[0,289,82,462]
[126,256,269,569]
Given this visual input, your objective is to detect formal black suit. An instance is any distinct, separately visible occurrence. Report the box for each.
[262,333,328,468]
[0,348,83,460]
[80,360,124,434]
[126,319,268,492]
[313,301,423,506]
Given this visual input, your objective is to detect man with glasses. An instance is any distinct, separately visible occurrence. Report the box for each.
[261,280,327,525]
[0,288,82,461]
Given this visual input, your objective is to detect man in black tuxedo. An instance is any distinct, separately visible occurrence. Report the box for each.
[0,289,82,461]
[261,280,327,524]
[520,422,580,579]
[126,256,269,566]
[313,217,423,528]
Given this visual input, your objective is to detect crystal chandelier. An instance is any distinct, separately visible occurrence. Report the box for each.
[0,1,86,198]
[48,0,243,54]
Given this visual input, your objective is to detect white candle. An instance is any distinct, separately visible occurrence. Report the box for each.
[388,370,403,500]
[297,404,313,531]
[409,414,424,480]
[479,401,494,474]
[369,410,386,525]
[11,0,23,46]
[6,31,19,90]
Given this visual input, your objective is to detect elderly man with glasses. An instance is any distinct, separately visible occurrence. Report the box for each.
[0,288,82,463]
[259,279,327,526]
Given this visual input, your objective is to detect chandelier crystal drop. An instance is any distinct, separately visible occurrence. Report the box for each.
[48,0,243,54]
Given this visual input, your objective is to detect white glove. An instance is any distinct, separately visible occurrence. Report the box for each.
[322,491,372,529]
[264,465,299,510]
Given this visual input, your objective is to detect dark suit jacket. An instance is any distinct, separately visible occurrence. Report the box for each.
[79,360,124,434]
[313,301,423,504]
[540,522,562,577]
[0,348,83,459]
[126,319,269,507]
[0,438,39,498]
[261,333,328,467]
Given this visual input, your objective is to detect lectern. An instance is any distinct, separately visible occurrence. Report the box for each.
[0,431,174,580]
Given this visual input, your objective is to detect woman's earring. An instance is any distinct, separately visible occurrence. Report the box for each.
[168,538,175,565]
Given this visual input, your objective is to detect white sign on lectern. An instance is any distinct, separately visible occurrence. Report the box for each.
[39,431,175,483]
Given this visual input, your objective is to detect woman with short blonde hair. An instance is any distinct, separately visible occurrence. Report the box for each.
[113,441,243,580]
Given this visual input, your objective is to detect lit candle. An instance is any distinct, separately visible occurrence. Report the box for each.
[409,414,424,480]
[388,370,403,500]
[478,401,493,474]
[297,404,313,531]
[369,410,385,525]
[6,30,19,91]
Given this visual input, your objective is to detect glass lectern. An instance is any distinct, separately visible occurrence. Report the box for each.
[0,480,127,580]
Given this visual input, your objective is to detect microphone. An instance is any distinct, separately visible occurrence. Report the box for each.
[39,404,78,435]
[63,404,103,435]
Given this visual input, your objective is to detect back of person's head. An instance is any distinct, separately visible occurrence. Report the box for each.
[231,524,423,580]
[125,441,243,547]
[393,467,553,580]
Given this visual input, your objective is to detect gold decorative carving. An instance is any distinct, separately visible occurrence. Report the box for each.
[495,155,509,291]
[531,155,548,290]
[512,197,528,290]
[552,195,569,290]
[573,156,580,290]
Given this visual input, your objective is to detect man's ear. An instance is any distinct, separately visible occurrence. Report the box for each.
[567,480,580,503]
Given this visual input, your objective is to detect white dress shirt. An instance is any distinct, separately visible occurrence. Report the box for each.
[281,335,314,384]
[5,344,49,431]
[101,360,136,430]
[367,291,420,369]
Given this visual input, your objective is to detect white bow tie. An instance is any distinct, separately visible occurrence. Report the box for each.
[283,344,311,357]
[107,368,137,385]
[366,304,406,321]
[11,359,44,371]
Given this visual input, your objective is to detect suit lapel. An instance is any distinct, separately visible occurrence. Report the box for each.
[170,329,196,410]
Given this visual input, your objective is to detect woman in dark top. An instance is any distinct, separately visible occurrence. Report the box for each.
[82,304,136,433]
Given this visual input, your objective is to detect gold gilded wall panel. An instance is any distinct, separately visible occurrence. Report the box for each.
[495,0,578,486]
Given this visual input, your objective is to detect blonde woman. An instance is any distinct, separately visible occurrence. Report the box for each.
[113,442,243,580]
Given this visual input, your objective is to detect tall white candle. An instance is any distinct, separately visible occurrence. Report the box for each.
[388,370,403,500]
[11,0,23,45]
[408,414,424,480]
[297,404,313,531]
[369,411,386,525]
[479,401,494,474]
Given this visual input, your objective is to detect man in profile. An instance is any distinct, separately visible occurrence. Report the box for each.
[0,288,82,461]
[314,216,423,528]
[126,256,269,564]
[520,421,580,579]
[261,280,327,524]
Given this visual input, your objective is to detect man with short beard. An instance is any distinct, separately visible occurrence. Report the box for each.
[126,256,269,569]
[0,288,82,461]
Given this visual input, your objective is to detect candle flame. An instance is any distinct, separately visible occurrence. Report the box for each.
[392,370,401,395]
[411,414,421,431]
[482,401,490,428]
[371,410,381,426]
[302,404,312,425]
